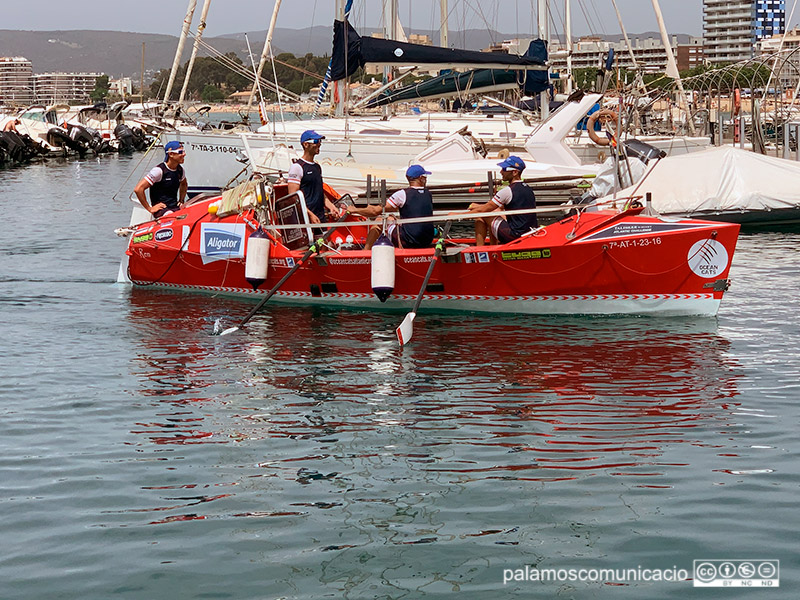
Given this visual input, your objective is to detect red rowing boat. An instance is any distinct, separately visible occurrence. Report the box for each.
[121,183,740,317]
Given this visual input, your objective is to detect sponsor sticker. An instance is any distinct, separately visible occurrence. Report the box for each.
[154,228,174,242]
[464,253,476,264]
[132,232,153,244]
[200,223,246,264]
[285,257,296,268]
[501,249,551,261]
[477,252,490,263]
[687,239,729,279]
[579,221,709,242]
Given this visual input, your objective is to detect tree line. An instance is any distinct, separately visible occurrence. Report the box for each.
[90,57,776,104]
[146,53,332,102]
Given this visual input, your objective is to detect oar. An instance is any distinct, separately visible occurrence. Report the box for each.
[395,220,452,346]
[219,214,347,336]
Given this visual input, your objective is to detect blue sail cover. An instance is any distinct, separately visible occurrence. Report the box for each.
[364,40,550,108]
[366,69,517,107]
[330,20,547,81]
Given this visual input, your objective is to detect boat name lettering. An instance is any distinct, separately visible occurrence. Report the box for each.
[132,232,153,244]
[607,237,661,249]
[189,143,239,154]
[329,257,372,265]
[154,229,174,242]
[501,249,551,261]
[403,256,433,264]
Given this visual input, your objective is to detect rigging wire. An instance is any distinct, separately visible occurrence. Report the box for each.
[187,33,301,102]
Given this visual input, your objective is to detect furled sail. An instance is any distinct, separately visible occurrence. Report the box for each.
[364,41,550,107]
[330,20,547,81]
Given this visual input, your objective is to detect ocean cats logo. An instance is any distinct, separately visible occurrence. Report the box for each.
[687,239,728,278]
[200,223,246,263]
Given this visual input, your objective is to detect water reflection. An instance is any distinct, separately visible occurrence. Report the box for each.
[126,288,743,489]
[121,288,749,595]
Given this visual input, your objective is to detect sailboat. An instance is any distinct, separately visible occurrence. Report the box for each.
[171,0,709,197]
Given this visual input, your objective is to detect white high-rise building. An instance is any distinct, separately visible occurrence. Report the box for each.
[704,0,785,64]
[0,57,34,105]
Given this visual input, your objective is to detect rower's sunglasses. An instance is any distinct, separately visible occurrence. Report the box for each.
[169,148,186,155]
[307,139,322,144]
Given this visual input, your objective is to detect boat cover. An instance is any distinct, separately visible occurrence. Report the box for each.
[606,146,800,215]
[330,20,546,81]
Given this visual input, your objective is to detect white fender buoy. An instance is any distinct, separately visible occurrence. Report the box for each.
[371,233,395,302]
[245,229,270,290]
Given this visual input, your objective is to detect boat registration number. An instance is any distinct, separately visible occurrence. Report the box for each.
[608,237,662,249]
[188,143,239,154]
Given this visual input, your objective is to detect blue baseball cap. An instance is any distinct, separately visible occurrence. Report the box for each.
[497,155,526,171]
[300,130,325,143]
[405,164,431,179]
[164,140,184,157]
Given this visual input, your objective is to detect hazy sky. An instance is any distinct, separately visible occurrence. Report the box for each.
[3,1,709,38]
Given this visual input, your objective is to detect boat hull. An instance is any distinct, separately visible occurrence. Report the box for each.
[124,200,740,317]
[129,281,723,317]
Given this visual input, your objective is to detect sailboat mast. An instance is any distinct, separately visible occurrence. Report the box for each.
[440,0,449,48]
[334,0,346,117]
[140,43,145,104]
[381,0,399,117]
[178,0,212,105]
[538,0,550,119]
[611,0,639,71]
[564,0,572,94]
[247,0,283,111]
[650,0,695,134]
[163,0,198,103]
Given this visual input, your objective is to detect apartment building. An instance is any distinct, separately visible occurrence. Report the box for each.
[547,36,704,75]
[704,0,785,64]
[33,72,101,104]
[756,26,800,89]
[0,56,34,105]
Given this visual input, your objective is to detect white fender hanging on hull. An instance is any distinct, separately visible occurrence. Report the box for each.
[245,228,270,290]
[371,233,395,302]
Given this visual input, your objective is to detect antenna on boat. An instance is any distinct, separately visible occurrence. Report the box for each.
[379,179,388,234]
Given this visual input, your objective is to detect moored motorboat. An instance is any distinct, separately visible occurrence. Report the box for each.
[119,181,740,318]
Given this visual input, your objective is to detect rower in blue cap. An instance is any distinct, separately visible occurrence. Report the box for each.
[134,140,188,218]
[347,164,435,250]
[287,130,339,225]
[466,155,538,245]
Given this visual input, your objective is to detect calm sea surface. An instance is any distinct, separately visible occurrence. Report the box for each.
[1,156,798,599]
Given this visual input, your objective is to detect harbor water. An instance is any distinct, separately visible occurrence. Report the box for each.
[1,155,798,599]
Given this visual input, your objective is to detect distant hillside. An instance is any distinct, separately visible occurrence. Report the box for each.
[0,28,694,79]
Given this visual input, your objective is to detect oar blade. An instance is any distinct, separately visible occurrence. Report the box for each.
[396,312,416,346]
[219,326,240,337]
